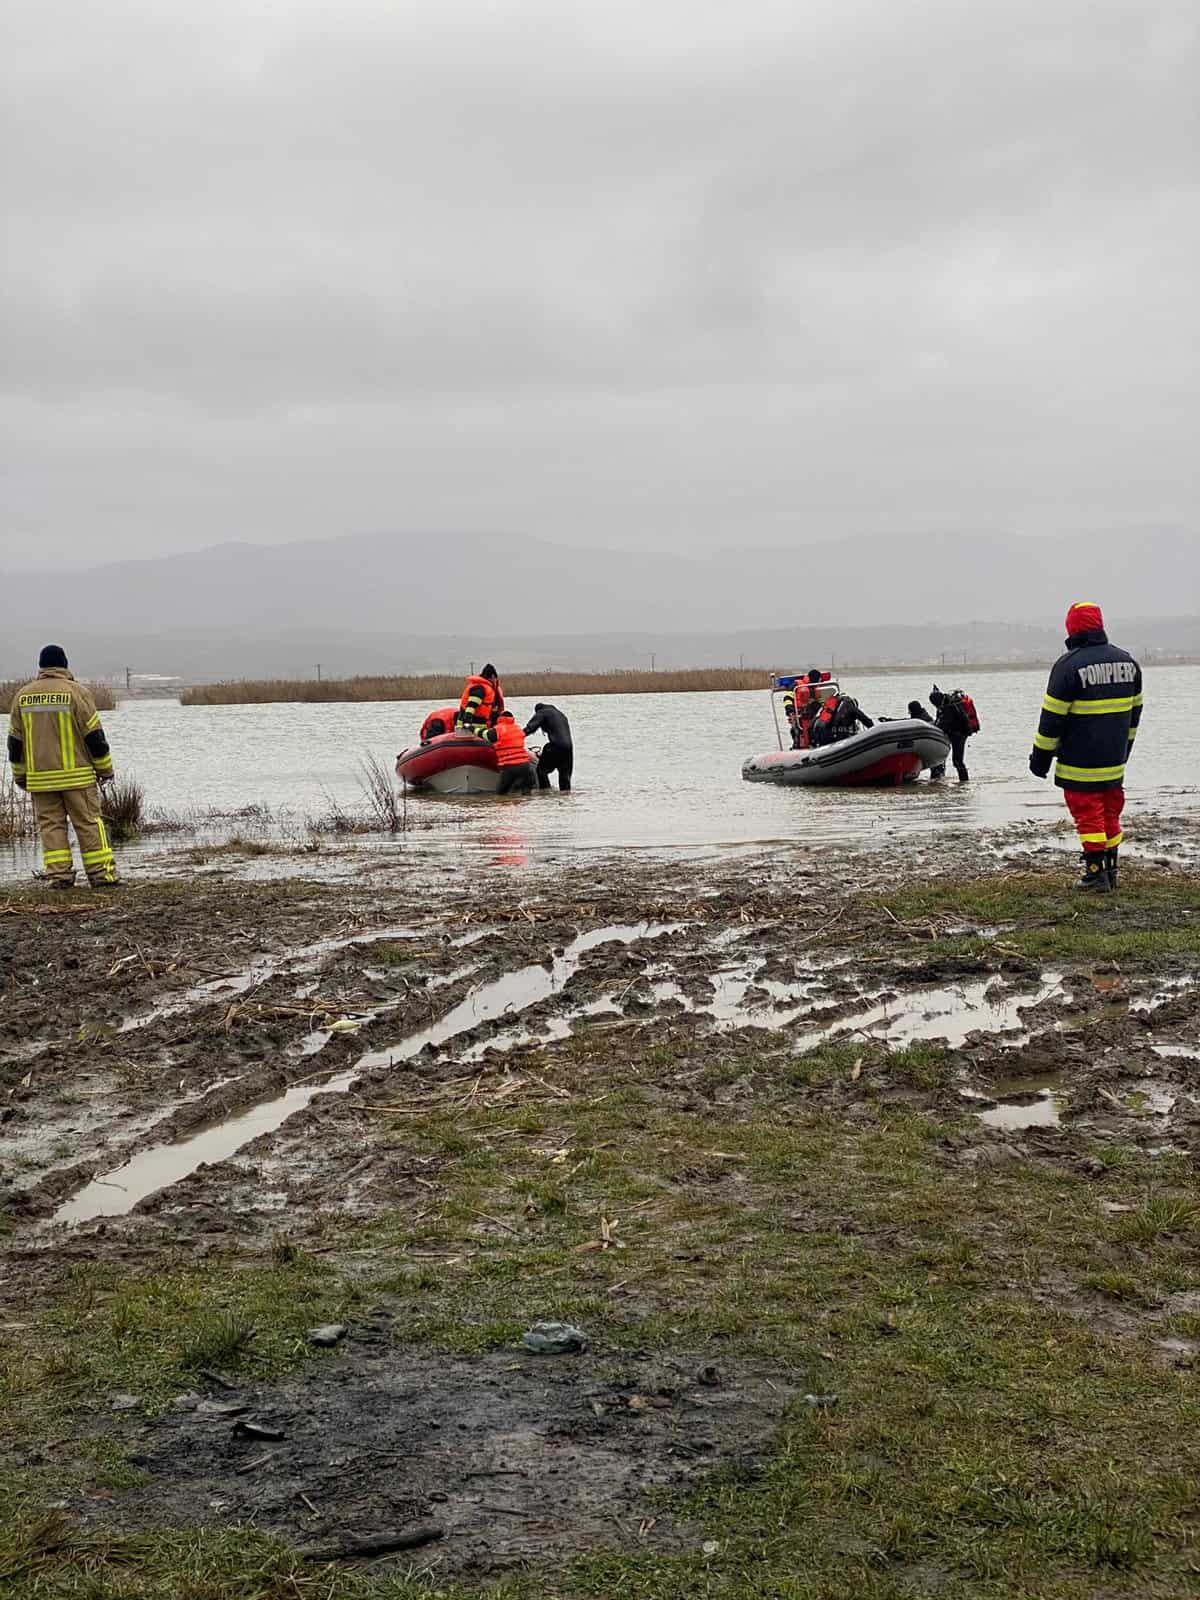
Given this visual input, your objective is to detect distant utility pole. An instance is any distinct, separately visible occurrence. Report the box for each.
[124,666,132,691]
[316,663,322,682]
[738,653,744,669]
[650,652,656,672]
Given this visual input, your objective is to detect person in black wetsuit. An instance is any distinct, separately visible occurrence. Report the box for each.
[929,685,970,783]
[908,698,945,778]
[523,702,574,791]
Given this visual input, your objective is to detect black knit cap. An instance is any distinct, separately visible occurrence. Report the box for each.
[481,662,497,679]
[39,644,68,670]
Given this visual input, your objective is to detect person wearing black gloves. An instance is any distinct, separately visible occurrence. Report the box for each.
[523,702,574,791]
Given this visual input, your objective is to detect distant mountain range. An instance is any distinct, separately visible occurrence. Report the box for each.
[3,527,1197,680]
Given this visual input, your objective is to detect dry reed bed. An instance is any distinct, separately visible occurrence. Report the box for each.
[181,667,771,705]
[0,681,116,713]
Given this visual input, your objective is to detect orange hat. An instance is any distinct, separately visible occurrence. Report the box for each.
[1065,601,1103,637]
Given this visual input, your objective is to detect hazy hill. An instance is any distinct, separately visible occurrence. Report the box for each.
[2,527,1196,679]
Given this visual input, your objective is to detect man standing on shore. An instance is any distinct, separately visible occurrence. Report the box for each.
[7,645,121,889]
[1028,602,1142,893]
[523,702,574,790]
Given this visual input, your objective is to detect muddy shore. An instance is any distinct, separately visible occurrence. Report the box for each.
[3,814,1200,1597]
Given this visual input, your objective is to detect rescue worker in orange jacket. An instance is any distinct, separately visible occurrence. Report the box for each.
[783,669,830,749]
[6,645,120,889]
[455,663,504,735]
[420,705,459,742]
[485,711,534,794]
[1029,602,1142,893]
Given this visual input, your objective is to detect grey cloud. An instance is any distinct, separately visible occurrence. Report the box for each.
[3,0,1199,565]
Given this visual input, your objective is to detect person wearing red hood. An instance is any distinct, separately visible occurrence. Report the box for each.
[1029,602,1143,892]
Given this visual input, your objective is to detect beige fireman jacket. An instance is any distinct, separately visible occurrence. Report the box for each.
[7,669,114,792]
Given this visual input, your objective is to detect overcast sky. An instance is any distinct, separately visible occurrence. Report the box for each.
[3,0,1198,569]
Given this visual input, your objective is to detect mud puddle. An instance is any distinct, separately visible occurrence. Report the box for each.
[790,973,1066,1053]
[975,1077,1064,1131]
[53,924,675,1225]
[100,1344,793,1578]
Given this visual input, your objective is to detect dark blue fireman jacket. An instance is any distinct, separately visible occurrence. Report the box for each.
[1030,629,1143,791]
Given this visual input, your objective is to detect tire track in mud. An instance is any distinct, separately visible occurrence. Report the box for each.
[51,923,678,1225]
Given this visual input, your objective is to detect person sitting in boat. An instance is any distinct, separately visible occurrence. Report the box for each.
[485,712,535,794]
[420,705,459,742]
[811,693,874,747]
[455,664,504,736]
[784,668,830,748]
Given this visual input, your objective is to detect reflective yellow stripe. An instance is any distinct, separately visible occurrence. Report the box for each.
[93,754,114,773]
[59,710,76,771]
[25,770,101,792]
[42,850,73,863]
[1127,728,1137,742]
[84,712,101,732]
[1076,831,1108,844]
[1032,733,1059,751]
[1106,833,1124,847]
[1131,693,1144,707]
[1067,697,1135,715]
[97,817,109,853]
[1042,694,1070,715]
[82,849,114,865]
[22,712,36,775]
[1054,761,1126,783]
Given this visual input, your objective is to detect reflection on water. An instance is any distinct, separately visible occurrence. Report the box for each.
[3,667,1197,876]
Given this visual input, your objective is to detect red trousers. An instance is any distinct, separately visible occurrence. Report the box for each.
[1064,786,1125,853]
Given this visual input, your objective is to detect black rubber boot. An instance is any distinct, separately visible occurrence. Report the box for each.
[1074,851,1112,893]
[1106,846,1119,891]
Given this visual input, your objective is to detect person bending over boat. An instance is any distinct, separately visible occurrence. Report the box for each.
[524,702,573,791]
[420,705,459,742]
[907,699,946,778]
[486,712,535,794]
[455,664,504,735]
[811,693,874,747]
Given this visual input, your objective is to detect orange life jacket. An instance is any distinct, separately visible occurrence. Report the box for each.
[815,695,840,731]
[420,705,459,742]
[458,675,503,727]
[491,718,529,767]
[796,671,832,708]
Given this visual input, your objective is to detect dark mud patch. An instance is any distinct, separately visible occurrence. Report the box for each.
[96,1344,794,1577]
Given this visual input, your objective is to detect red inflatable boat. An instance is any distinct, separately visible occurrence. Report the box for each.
[395,730,535,795]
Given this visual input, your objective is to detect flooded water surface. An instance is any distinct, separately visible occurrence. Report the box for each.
[3,666,1197,875]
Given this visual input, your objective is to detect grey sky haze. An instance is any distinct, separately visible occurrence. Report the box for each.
[3,0,1198,567]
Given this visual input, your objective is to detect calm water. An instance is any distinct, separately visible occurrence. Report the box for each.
[3,668,1196,877]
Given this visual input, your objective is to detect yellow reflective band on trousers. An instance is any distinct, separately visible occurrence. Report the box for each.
[1077,831,1107,844]
[1032,732,1059,751]
[1054,761,1126,784]
[1042,693,1070,714]
[1067,697,1135,715]
[1107,832,1124,848]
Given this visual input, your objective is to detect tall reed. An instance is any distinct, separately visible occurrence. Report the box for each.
[181,667,770,706]
[0,681,117,713]
[0,763,35,842]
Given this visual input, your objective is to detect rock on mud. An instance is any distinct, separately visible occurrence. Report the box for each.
[521,1321,589,1354]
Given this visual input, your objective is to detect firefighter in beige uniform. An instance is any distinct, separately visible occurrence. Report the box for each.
[7,645,120,888]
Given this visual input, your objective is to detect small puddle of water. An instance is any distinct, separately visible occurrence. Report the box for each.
[53,924,673,1225]
[1151,1043,1200,1061]
[976,1086,1063,1131]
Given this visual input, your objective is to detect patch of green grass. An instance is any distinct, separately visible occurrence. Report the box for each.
[1081,1270,1158,1307]
[1113,1193,1199,1243]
